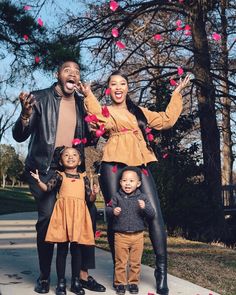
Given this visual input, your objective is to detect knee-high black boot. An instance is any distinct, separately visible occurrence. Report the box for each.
[155,255,169,295]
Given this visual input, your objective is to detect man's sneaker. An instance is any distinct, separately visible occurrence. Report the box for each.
[80,275,106,292]
[128,284,139,294]
[116,284,126,295]
[34,278,50,294]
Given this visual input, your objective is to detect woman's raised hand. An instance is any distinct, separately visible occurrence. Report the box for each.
[174,74,191,94]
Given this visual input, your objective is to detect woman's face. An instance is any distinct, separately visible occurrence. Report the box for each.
[108,75,128,108]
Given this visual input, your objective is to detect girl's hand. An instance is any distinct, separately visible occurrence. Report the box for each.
[174,74,191,94]
[75,81,92,97]
[138,199,145,209]
[113,207,121,216]
[19,92,35,118]
[30,169,40,183]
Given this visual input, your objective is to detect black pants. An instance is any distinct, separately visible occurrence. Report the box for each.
[25,170,96,279]
[99,162,167,266]
[56,242,82,280]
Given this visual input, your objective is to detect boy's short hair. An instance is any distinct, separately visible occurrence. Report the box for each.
[120,166,142,181]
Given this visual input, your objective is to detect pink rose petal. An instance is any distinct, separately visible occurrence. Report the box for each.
[110,0,119,11]
[212,32,221,41]
[23,34,29,41]
[184,24,191,31]
[112,165,118,173]
[23,5,31,10]
[37,18,43,27]
[141,168,149,176]
[116,41,126,49]
[177,66,184,76]
[95,230,102,238]
[163,153,169,159]
[102,106,110,118]
[112,28,119,38]
[185,31,192,36]
[107,200,112,206]
[170,79,177,86]
[147,133,154,141]
[176,19,182,27]
[176,27,183,31]
[145,127,151,134]
[105,88,111,95]
[153,34,162,41]
[35,56,40,63]
[81,138,87,144]
[85,114,99,123]
[72,138,81,145]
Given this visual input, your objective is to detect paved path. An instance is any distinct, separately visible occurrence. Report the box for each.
[0,212,221,295]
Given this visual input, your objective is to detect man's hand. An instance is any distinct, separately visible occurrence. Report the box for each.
[19,92,35,118]
[75,81,92,97]
[113,207,122,216]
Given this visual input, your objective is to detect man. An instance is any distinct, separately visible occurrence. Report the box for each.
[12,60,106,294]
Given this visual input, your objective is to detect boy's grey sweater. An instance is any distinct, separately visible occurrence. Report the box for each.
[106,188,155,233]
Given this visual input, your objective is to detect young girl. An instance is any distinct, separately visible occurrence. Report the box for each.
[77,71,190,295]
[30,146,96,295]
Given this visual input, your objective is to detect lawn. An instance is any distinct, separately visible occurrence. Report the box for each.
[0,186,235,295]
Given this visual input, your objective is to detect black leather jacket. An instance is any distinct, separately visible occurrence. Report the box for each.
[12,84,91,174]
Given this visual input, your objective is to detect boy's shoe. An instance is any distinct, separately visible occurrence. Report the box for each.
[80,275,106,292]
[56,278,66,295]
[71,277,85,295]
[128,284,139,294]
[116,284,126,295]
[34,278,50,294]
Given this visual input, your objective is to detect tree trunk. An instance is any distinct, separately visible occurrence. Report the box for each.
[191,5,227,240]
[221,0,233,186]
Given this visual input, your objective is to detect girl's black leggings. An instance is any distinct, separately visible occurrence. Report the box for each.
[99,161,167,264]
[56,242,82,280]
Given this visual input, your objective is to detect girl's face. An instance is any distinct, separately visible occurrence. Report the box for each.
[108,75,128,108]
[60,147,81,169]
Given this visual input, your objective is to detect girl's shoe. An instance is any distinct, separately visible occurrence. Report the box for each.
[56,278,66,295]
[71,277,85,295]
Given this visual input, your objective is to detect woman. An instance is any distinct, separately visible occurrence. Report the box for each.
[78,71,190,295]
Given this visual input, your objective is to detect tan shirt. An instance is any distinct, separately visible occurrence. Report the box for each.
[55,97,76,148]
[84,91,182,166]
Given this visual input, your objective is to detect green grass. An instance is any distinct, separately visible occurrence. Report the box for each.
[0,186,36,215]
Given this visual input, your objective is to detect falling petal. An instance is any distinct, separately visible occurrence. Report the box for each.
[185,31,191,36]
[112,28,119,38]
[176,19,182,27]
[81,138,87,144]
[95,129,103,137]
[37,18,43,27]
[176,27,183,31]
[95,230,101,238]
[116,41,126,49]
[163,153,169,159]
[177,66,184,76]
[110,0,119,11]
[112,164,118,173]
[85,114,99,123]
[23,34,29,41]
[23,5,31,10]
[212,32,221,41]
[72,138,81,146]
[147,133,154,141]
[170,79,177,86]
[107,200,112,206]
[147,293,155,295]
[184,24,191,31]
[105,88,111,95]
[35,56,40,63]
[102,106,110,117]
[153,34,162,41]
[145,127,151,133]
[141,168,149,176]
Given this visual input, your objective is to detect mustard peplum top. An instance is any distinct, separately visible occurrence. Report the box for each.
[84,91,183,166]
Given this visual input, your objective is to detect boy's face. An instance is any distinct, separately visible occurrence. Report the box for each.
[120,170,141,195]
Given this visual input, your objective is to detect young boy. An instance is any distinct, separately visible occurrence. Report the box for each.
[106,166,155,295]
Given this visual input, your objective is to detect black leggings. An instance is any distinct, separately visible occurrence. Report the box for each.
[56,242,82,279]
[99,162,167,266]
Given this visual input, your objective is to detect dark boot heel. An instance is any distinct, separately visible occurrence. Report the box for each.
[56,278,66,295]
[71,277,85,295]
[155,257,169,295]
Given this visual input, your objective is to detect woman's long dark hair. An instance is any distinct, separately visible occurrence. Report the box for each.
[107,70,151,150]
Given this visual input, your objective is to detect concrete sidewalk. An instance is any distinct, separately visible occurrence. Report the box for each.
[0,212,220,295]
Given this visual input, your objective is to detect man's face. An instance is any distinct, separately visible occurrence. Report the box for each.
[56,61,80,96]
